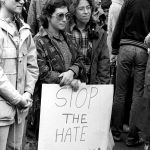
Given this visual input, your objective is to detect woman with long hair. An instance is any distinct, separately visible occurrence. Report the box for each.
[68,0,110,84]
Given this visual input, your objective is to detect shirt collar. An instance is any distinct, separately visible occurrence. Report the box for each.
[39,26,64,41]
[70,22,90,32]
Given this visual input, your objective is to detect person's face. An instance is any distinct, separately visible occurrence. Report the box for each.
[3,0,24,14]
[49,7,69,31]
[75,0,92,25]
[94,0,101,8]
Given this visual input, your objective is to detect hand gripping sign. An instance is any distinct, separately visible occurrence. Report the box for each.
[38,84,114,150]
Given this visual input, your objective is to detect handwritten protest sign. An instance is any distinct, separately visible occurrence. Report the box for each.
[38,84,113,150]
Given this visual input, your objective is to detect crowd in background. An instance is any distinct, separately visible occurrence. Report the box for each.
[0,0,150,150]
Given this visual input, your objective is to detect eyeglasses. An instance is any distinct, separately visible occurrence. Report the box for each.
[52,13,71,21]
[77,5,91,12]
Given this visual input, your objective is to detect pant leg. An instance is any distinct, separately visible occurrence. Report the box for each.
[0,125,9,150]
[6,118,26,150]
[111,45,135,134]
[124,76,133,125]
[128,47,148,139]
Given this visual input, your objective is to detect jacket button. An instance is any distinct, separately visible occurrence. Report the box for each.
[17,78,21,82]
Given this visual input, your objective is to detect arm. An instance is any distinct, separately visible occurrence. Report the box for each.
[111,1,128,55]
[97,31,110,84]
[0,37,29,108]
[25,34,39,95]
[145,33,150,48]
[63,32,87,82]
[107,7,113,56]
[36,38,61,84]
[69,42,87,82]
[0,66,23,105]
[27,0,37,36]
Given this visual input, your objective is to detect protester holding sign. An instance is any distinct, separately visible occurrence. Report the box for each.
[68,0,110,84]
[65,0,112,149]
[28,0,87,145]
[35,0,86,92]
[0,0,39,149]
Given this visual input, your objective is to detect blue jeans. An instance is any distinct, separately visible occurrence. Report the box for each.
[111,45,148,138]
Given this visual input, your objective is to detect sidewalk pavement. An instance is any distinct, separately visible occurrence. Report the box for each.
[113,133,143,150]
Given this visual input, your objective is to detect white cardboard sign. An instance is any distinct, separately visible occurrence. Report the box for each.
[38,84,113,150]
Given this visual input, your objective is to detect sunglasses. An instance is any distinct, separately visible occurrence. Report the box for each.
[52,13,71,21]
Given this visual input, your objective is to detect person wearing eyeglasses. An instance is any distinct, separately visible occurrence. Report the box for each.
[35,0,86,88]
[27,0,72,37]
[0,0,39,150]
[68,0,110,84]
[27,0,86,147]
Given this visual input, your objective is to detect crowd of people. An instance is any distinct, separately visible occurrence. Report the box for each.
[0,0,150,150]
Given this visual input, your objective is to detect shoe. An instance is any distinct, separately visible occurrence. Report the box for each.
[144,144,149,150]
[126,137,144,147]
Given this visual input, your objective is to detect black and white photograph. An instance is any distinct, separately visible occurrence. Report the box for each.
[0,0,150,150]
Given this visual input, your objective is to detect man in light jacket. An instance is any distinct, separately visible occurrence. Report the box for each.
[0,0,39,150]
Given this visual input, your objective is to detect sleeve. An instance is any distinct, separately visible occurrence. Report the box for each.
[0,37,23,105]
[107,4,123,56]
[69,65,79,77]
[25,34,39,95]
[27,0,38,36]
[107,6,113,56]
[68,40,86,82]
[145,32,150,48]
[111,1,128,55]
[35,38,61,84]
[97,31,110,84]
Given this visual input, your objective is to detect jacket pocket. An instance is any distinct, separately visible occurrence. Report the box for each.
[0,99,16,121]
[0,48,17,86]
[1,47,17,74]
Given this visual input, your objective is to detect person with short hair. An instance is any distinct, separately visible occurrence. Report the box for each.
[0,0,39,149]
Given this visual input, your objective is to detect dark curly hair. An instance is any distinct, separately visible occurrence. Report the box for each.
[69,0,99,40]
[40,0,68,29]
